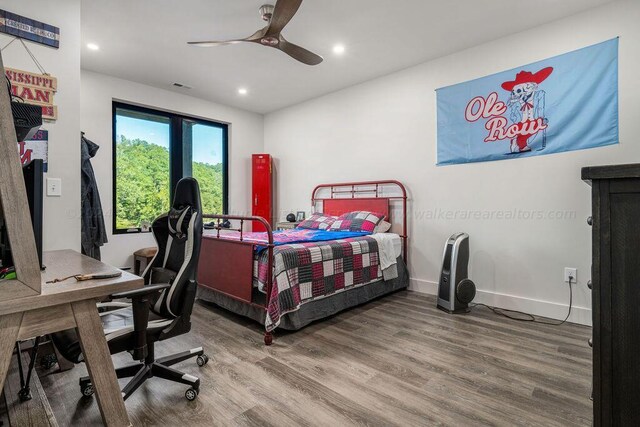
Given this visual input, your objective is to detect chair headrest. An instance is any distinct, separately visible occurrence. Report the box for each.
[173,177,202,213]
[168,206,193,237]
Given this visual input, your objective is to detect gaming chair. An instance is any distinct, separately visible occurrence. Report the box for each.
[51,177,208,401]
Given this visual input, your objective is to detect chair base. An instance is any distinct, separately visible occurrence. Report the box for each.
[79,347,207,401]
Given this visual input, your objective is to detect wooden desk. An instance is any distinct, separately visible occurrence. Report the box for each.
[0,250,143,426]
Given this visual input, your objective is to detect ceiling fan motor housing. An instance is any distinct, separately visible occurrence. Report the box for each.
[259,4,278,45]
[261,36,279,46]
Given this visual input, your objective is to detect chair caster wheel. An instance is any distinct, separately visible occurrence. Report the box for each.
[185,387,199,401]
[196,354,209,367]
[18,388,32,402]
[80,382,94,397]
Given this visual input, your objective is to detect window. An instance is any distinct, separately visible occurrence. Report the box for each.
[113,102,228,233]
[182,120,227,216]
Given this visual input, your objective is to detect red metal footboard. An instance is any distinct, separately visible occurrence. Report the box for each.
[197,214,275,345]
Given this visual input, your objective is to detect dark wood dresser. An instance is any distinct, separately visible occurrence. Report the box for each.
[582,164,640,426]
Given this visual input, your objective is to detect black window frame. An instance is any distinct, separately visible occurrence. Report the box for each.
[112,101,229,234]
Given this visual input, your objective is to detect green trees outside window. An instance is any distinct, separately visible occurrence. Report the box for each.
[113,103,227,233]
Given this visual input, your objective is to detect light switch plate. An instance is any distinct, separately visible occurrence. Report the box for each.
[46,177,62,197]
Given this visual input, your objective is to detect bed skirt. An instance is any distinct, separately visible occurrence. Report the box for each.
[196,256,409,331]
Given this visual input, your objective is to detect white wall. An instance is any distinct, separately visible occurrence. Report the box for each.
[0,0,81,252]
[5,0,635,325]
[81,70,263,268]
[265,0,640,325]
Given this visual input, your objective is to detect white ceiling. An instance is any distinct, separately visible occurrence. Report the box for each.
[81,0,615,114]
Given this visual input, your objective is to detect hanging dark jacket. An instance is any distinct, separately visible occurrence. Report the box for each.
[81,133,108,260]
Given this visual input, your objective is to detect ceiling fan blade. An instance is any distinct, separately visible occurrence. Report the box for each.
[266,0,303,36]
[188,40,245,47]
[277,37,323,65]
[188,27,267,47]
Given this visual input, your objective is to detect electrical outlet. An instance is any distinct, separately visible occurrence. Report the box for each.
[46,178,62,197]
[564,267,577,283]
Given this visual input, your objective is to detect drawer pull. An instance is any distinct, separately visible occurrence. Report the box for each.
[587,216,593,226]
[587,280,592,290]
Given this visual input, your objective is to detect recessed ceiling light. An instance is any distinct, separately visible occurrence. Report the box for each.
[87,43,100,51]
[238,88,248,95]
[332,44,345,55]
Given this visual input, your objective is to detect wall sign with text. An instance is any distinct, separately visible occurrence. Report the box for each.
[436,38,619,165]
[19,129,48,172]
[6,67,58,121]
[0,9,59,48]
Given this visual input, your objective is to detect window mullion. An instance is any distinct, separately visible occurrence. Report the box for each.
[169,116,184,204]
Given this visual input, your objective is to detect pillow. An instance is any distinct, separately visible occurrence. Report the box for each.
[374,220,392,233]
[297,213,337,230]
[329,211,385,233]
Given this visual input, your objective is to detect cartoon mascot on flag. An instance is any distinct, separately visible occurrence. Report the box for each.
[501,67,553,153]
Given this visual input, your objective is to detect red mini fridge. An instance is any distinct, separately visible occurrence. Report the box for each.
[252,154,273,232]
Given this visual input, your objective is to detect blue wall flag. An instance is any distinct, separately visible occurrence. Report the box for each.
[436,38,618,165]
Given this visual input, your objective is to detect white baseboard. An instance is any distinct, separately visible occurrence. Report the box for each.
[409,278,591,326]
[408,277,439,295]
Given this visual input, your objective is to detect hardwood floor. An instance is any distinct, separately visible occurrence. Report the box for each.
[37,291,592,426]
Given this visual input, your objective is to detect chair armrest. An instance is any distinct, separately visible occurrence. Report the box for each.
[111,283,171,300]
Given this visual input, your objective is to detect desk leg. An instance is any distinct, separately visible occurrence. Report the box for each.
[71,300,131,427]
[0,313,23,392]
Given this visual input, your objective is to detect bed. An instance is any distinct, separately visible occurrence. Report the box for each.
[196,180,409,345]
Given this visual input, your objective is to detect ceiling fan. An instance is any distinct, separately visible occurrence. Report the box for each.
[188,0,323,66]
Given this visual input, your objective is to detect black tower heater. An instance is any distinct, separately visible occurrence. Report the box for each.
[437,232,476,313]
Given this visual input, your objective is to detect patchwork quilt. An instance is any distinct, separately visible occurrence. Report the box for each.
[254,236,385,331]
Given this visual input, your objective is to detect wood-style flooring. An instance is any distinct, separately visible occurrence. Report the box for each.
[37,291,592,426]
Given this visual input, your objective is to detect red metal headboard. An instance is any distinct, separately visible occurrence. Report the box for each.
[323,198,390,219]
[311,180,408,264]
